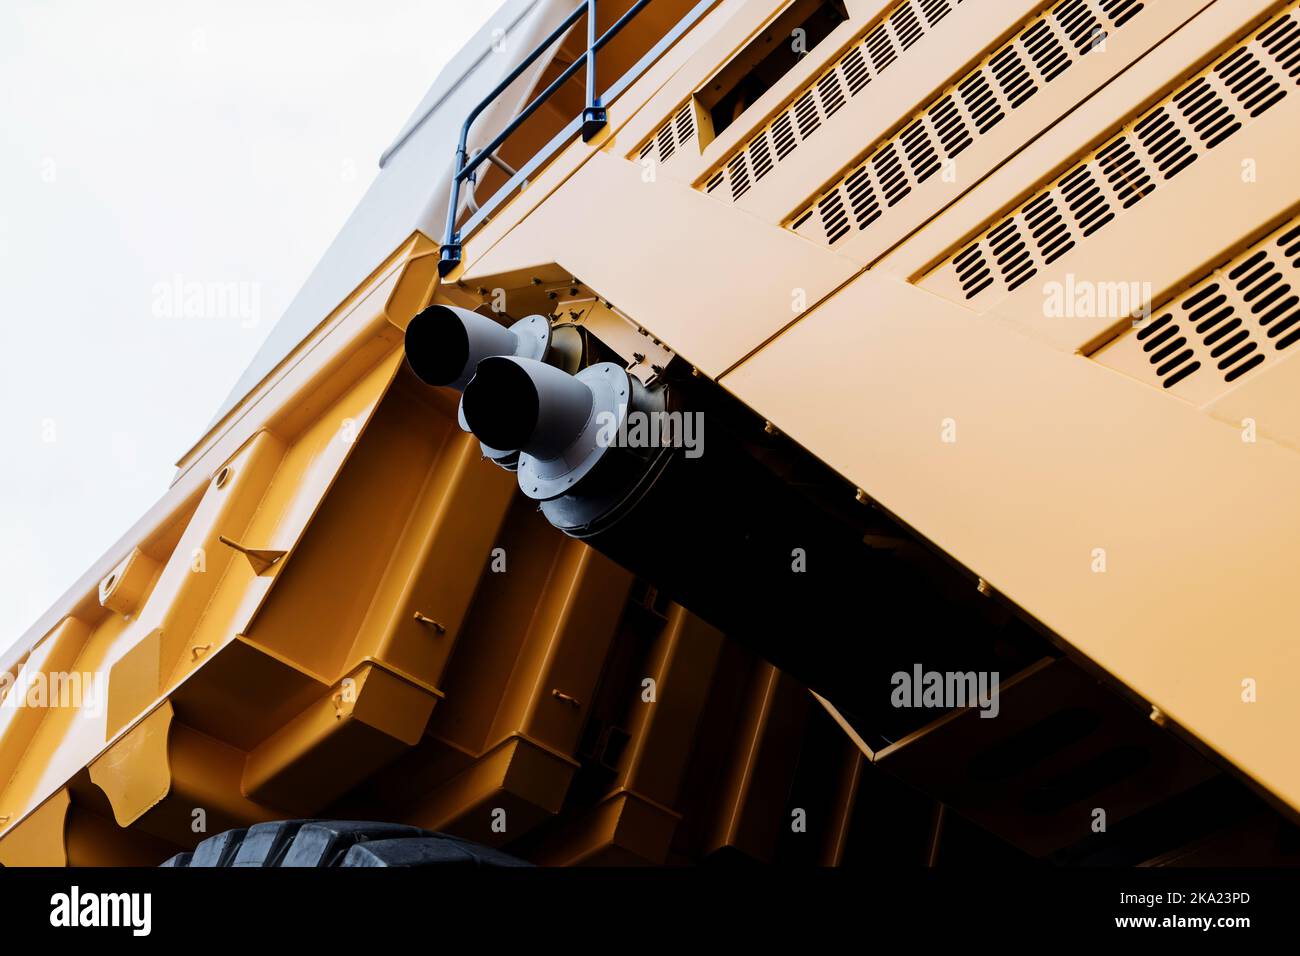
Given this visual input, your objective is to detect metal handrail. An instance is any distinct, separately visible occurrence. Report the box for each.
[439,0,709,277]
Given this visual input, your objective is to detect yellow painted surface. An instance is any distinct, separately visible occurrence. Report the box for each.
[4,0,1300,865]
[720,270,1300,809]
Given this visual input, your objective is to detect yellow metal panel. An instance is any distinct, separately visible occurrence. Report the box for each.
[200,350,408,675]
[0,788,70,866]
[721,268,1300,812]
[490,545,632,754]
[87,702,173,828]
[97,548,160,618]
[0,617,90,795]
[1091,216,1300,404]
[1207,345,1300,452]
[625,0,895,190]
[534,791,682,866]
[0,343,405,842]
[701,663,810,858]
[987,110,1300,354]
[618,607,724,805]
[402,734,578,843]
[789,0,1214,264]
[242,662,439,812]
[708,0,1048,224]
[2,235,436,697]
[463,150,859,377]
[892,0,1284,297]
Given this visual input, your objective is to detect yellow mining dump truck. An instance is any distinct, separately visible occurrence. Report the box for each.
[4,0,1300,869]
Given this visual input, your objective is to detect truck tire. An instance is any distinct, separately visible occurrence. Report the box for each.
[160,820,530,868]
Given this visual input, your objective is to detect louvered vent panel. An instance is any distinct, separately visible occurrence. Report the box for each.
[790,0,1144,244]
[703,0,969,204]
[636,102,698,167]
[1092,217,1300,403]
[927,3,1300,303]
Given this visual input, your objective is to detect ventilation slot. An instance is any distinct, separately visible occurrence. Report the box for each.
[701,0,968,205]
[1099,0,1144,29]
[791,0,1145,247]
[1093,217,1300,400]
[1136,313,1200,388]
[987,219,1037,292]
[635,102,698,168]
[817,192,852,245]
[928,3,1300,303]
[953,243,995,299]
[1023,20,1071,83]
[919,0,952,27]
[1094,138,1153,208]
[794,90,822,138]
[1056,0,1105,54]
[727,153,751,201]
[990,46,1038,109]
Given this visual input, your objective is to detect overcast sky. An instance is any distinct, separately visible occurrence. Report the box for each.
[0,0,504,652]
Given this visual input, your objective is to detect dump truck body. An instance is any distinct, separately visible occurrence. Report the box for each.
[4,0,1300,866]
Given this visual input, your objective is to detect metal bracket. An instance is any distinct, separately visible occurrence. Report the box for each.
[217,535,286,575]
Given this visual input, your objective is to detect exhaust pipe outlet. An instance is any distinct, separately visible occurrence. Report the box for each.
[404,305,551,391]
[405,304,577,470]
[463,357,660,500]
[463,356,591,458]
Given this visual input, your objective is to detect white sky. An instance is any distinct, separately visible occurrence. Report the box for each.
[0,0,504,652]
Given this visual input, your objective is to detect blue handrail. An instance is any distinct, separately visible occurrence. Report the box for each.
[438,0,713,277]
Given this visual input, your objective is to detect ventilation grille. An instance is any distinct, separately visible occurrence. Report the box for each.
[637,102,698,167]
[702,0,969,204]
[790,0,1145,246]
[1094,217,1300,398]
[931,3,1300,302]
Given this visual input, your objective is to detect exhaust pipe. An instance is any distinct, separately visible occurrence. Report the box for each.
[462,357,664,500]
[404,305,552,391]
[404,304,578,469]
[462,356,593,458]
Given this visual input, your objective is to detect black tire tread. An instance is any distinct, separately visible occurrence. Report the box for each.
[161,820,529,868]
